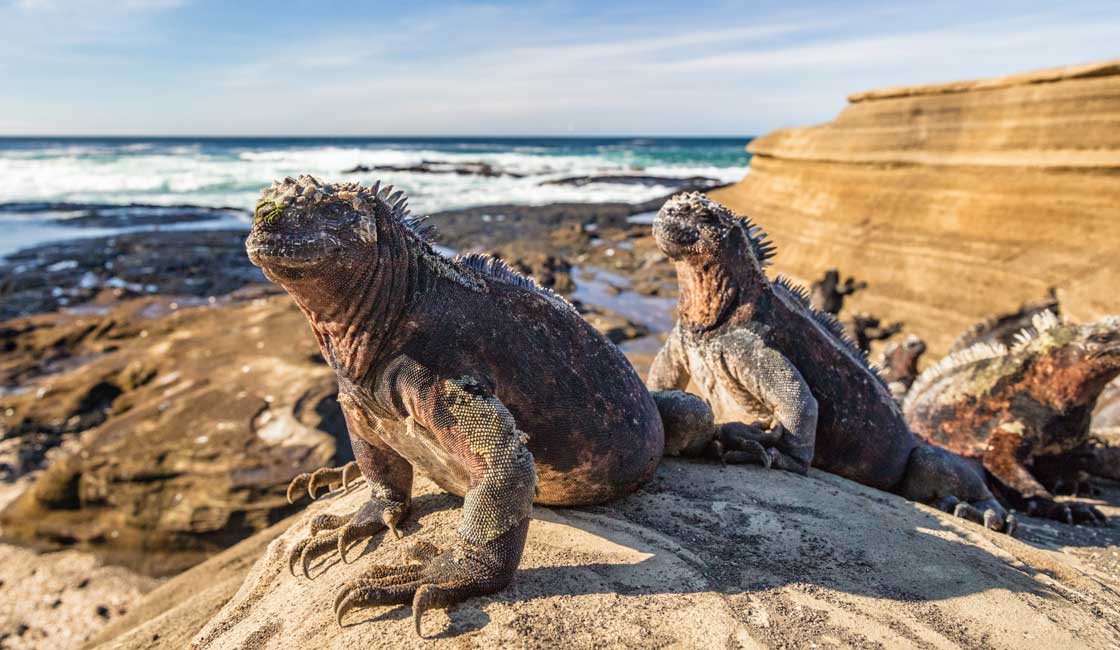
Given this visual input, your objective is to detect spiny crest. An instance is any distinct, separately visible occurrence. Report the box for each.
[455,253,579,315]
[255,175,436,243]
[734,214,777,268]
[1009,309,1063,352]
[903,340,1009,412]
[772,275,884,384]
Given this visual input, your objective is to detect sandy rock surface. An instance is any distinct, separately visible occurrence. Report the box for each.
[709,59,1120,357]
[0,292,345,576]
[0,543,158,650]
[85,460,1120,650]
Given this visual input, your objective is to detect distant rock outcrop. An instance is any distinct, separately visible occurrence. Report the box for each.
[709,59,1120,356]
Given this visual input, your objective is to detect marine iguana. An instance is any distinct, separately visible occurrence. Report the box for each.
[876,334,927,403]
[809,268,866,315]
[246,176,713,635]
[846,312,903,354]
[947,288,1060,353]
[647,193,1013,532]
[903,311,1119,524]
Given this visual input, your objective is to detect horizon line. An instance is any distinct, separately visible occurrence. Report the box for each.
[0,134,757,140]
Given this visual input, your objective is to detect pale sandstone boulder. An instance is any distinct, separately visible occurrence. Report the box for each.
[90,461,1120,650]
[709,59,1120,357]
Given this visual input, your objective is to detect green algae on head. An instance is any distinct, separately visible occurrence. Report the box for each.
[254,199,282,224]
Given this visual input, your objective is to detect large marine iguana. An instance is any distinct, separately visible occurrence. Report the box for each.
[903,311,1119,524]
[646,193,1013,532]
[245,176,715,635]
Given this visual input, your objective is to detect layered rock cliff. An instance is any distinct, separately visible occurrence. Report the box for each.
[709,59,1120,355]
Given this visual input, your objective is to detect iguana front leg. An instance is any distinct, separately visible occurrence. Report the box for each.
[983,424,1105,526]
[288,395,413,577]
[723,334,817,474]
[648,325,690,391]
[650,332,773,466]
[334,372,536,636]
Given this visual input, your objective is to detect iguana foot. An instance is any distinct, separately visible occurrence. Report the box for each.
[1024,497,1107,526]
[288,497,408,578]
[1048,475,1099,497]
[335,519,527,637]
[286,461,362,503]
[901,445,1014,534]
[934,496,1018,535]
[717,422,809,474]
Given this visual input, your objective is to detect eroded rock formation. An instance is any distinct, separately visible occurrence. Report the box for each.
[709,59,1120,356]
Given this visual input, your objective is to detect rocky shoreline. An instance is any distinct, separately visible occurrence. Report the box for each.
[2,118,1119,646]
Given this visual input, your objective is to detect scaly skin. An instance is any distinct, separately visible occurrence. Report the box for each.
[648,193,1013,533]
[246,176,714,636]
[904,311,1120,525]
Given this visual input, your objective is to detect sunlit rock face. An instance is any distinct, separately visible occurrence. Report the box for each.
[709,59,1120,357]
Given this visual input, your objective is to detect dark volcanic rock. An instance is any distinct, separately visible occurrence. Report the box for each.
[0,230,264,320]
[541,174,721,188]
[0,202,246,229]
[343,159,523,178]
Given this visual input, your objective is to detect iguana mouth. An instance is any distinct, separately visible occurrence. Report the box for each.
[245,231,333,269]
[652,213,699,257]
[1090,342,1120,359]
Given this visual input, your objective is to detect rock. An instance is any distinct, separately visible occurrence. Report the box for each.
[708,59,1120,356]
[80,516,296,650]
[541,174,721,188]
[0,543,159,650]
[343,160,523,178]
[574,304,651,344]
[88,461,1120,649]
[0,202,245,229]
[0,294,348,576]
[0,230,264,320]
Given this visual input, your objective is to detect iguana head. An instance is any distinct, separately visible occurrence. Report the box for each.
[1012,312,1120,397]
[652,193,776,328]
[652,192,773,269]
[246,175,406,280]
[1013,312,1120,359]
[878,334,926,379]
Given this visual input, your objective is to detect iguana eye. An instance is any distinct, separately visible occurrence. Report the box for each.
[1088,331,1116,345]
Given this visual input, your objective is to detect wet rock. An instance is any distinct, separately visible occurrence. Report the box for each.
[541,174,721,188]
[343,160,523,178]
[0,295,349,576]
[0,230,265,321]
[0,202,245,229]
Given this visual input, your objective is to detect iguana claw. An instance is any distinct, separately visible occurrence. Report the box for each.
[286,461,362,503]
[286,499,408,578]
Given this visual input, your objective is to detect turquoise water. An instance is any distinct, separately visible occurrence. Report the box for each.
[0,137,751,211]
[0,137,750,256]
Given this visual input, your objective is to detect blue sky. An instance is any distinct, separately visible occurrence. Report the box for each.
[1,1,1117,136]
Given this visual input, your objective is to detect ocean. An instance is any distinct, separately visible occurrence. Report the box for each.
[0,137,749,257]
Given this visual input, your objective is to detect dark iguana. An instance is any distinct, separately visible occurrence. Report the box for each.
[246,176,714,635]
[903,311,1119,524]
[647,193,1013,532]
[808,268,866,315]
[876,334,927,404]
